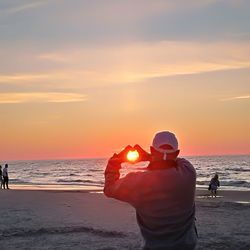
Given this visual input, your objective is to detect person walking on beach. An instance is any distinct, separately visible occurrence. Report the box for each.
[209,174,220,197]
[0,165,3,189]
[104,131,197,250]
[3,164,9,189]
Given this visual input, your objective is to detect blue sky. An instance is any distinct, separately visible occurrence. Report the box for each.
[1,0,250,44]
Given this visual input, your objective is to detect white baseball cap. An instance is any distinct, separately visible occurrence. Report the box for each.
[152,131,179,159]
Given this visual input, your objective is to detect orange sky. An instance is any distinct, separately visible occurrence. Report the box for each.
[0,1,250,160]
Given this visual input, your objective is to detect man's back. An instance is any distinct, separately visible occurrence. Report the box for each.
[132,158,197,249]
[104,158,197,250]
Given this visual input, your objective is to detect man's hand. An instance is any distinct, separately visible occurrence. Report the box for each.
[108,144,151,166]
[109,145,133,164]
[133,144,151,162]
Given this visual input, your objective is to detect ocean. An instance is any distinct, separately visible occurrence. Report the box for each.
[4,155,250,191]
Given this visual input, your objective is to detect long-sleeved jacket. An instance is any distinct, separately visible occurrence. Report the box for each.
[210,178,220,190]
[3,167,8,178]
[104,157,197,250]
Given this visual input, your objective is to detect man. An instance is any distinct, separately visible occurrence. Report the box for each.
[104,131,197,250]
[3,164,9,189]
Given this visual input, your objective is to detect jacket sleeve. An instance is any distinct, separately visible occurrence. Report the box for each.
[103,157,139,206]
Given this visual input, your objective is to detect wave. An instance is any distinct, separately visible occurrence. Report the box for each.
[196,181,210,186]
[220,180,250,188]
[224,167,250,172]
[88,169,102,172]
[56,179,103,185]
[0,226,127,239]
[9,179,31,184]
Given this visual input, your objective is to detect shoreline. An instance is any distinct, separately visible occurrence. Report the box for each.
[5,184,103,191]
[7,183,250,191]
[2,184,250,202]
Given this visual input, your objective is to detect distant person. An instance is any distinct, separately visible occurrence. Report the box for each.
[209,174,220,197]
[3,164,9,189]
[104,131,197,250]
[0,165,3,189]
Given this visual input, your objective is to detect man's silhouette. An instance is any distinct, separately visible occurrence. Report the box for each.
[104,131,197,250]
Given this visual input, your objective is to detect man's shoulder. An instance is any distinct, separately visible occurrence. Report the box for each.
[176,158,196,173]
[177,157,193,166]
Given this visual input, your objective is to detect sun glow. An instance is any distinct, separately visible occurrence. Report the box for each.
[127,150,139,162]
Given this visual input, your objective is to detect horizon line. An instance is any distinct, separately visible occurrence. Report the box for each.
[3,153,250,163]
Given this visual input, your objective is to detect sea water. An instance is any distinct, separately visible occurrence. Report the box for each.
[3,155,250,190]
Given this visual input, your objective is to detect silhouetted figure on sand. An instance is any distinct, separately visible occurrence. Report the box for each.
[104,131,197,250]
[0,165,3,189]
[209,174,220,197]
[3,164,9,189]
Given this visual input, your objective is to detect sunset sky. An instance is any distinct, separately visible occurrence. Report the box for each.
[0,0,250,160]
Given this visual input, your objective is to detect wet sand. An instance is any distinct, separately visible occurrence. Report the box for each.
[0,188,249,249]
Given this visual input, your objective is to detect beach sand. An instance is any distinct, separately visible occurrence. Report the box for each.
[0,188,249,250]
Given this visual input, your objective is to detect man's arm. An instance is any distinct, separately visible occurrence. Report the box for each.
[103,154,139,205]
[104,154,122,198]
[104,145,151,205]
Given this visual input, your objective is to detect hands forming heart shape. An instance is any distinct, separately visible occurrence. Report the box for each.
[115,144,151,163]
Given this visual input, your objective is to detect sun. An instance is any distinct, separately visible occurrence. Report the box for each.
[127,150,139,162]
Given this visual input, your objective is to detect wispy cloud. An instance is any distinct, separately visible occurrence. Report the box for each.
[1,41,250,90]
[0,73,50,83]
[221,95,250,101]
[3,1,49,14]
[0,92,87,104]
